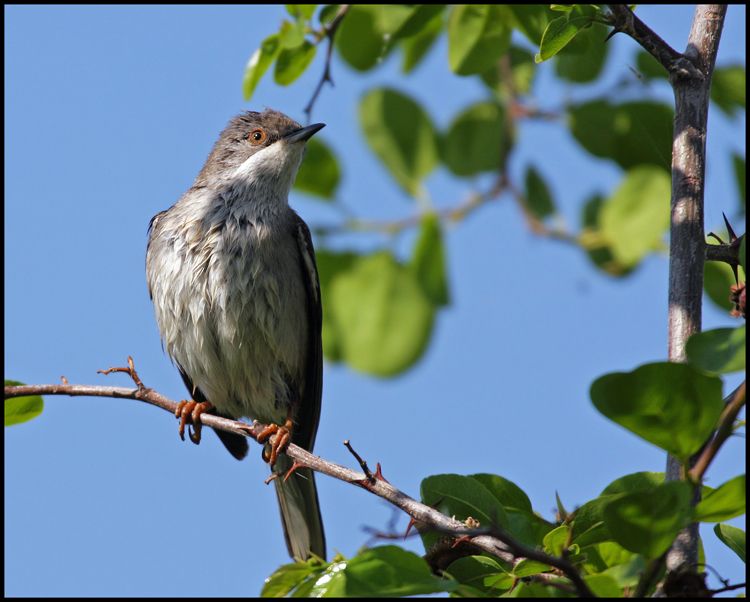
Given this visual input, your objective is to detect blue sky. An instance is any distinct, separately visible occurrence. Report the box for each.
[5,5,745,596]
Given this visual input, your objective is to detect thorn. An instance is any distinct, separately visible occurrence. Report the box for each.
[283,461,305,482]
[451,535,473,549]
[374,462,390,484]
[60,375,68,384]
[604,27,620,43]
[404,516,417,539]
[264,473,279,485]
[722,212,737,242]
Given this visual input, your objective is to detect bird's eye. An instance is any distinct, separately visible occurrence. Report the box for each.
[248,128,267,146]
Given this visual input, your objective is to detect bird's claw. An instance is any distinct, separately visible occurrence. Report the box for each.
[257,418,294,468]
[175,400,213,444]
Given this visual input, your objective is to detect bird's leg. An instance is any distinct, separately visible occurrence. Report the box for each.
[257,408,294,468]
[175,400,214,444]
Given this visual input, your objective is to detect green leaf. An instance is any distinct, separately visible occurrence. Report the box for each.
[686,326,746,374]
[286,4,317,21]
[470,473,533,513]
[580,194,633,277]
[410,213,450,306]
[274,40,316,85]
[694,475,746,523]
[316,250,359,362]
[704,260,737,311]
[400,8,444,74]
[507,5,552,45]
[714,523,746,563]
[335,5,387,71]
[242,34,282,101]
[554,23,610,83]
[318,4,340,25]
[5,380,44,426]
[505,508,555,547]
[390,4,445,40]
[603,481,693,558]
[732,153,746,214]
[535,15,592,63]
[294,137,340,199]
[599,166,671,267]
[711,64,746,117]
[360,88,439,196]
[569,100,673,171]
[601,472,665,496]
[261,558,323,597]
[590,362,724,460]
[308,546,455,597]
[512,559,551,577]
[448,5,510,76]
[441,101,511,176]
[328,251,435,376]
[444,556,513,595]
[543,525,570,556]
[524,165,556,220]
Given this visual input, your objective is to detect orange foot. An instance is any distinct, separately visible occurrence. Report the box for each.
[257,417,294,468]
[175,400,214,444]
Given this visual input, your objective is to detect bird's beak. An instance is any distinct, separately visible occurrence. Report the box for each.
[284,123,325,143]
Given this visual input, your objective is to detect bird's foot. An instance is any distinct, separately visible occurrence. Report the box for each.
[257,417,294,468]
[175,400,213,444]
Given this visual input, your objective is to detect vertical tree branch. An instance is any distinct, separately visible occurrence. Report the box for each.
[665,3,727,575]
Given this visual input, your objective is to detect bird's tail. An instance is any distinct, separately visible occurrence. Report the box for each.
[273,455,326,561]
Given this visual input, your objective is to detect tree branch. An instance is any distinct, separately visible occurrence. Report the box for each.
[4,373,593,598]
[303,4,350,123]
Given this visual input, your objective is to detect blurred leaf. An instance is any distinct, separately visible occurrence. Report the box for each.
[635,50,668,80]
[5,380,44,426]
[316,250,359,362]
[733,153,746,214]
[448,5,510,76]
[391,4,445,40]
[505,509,555,547]
[470,473,533,513]
[598,552,645,588]
[580,194,633,277]
[480,46,536,98]
[410,213,450,306]
[601,472,665,496]
[524,165,556,220]
[694,475,746,523]
[328,251,435,376]
[713,524,746,563]
[584,574,623,598]
[294,137,341,199]
[335,5,387,71]
[400,8,444,74]
[569,100,673,171]
[507,4,552,45]
[554,23,609,83]
[445,556,513,595]
[441,101,510,176]
[286,4,317,20]
[242,34,282,101]
[686,326,746,374]
[318,4,340,25]
[704,260,736,311]
[599,166,671,267]
[274,40,316,85]
[603,481,693,558]
[711,64,746,117]
[279,18,306,49]
[535,14,593,63]
[308,546,455,597]
[590,362,724,460]
[360,88,439,196]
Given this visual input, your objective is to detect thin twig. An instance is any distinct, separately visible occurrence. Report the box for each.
[709,582,746,595]
[303,4,350,122]
[4,376,594,598]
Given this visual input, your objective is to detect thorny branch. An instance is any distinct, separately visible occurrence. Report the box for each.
[4,359,594,599]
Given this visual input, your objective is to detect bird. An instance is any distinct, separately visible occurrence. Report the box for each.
[145,109,326,561]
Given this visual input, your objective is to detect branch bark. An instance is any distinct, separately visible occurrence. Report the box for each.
[663,3,727,577]
[4,377,594,598]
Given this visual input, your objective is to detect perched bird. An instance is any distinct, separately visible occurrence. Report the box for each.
[146,109,326,561]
